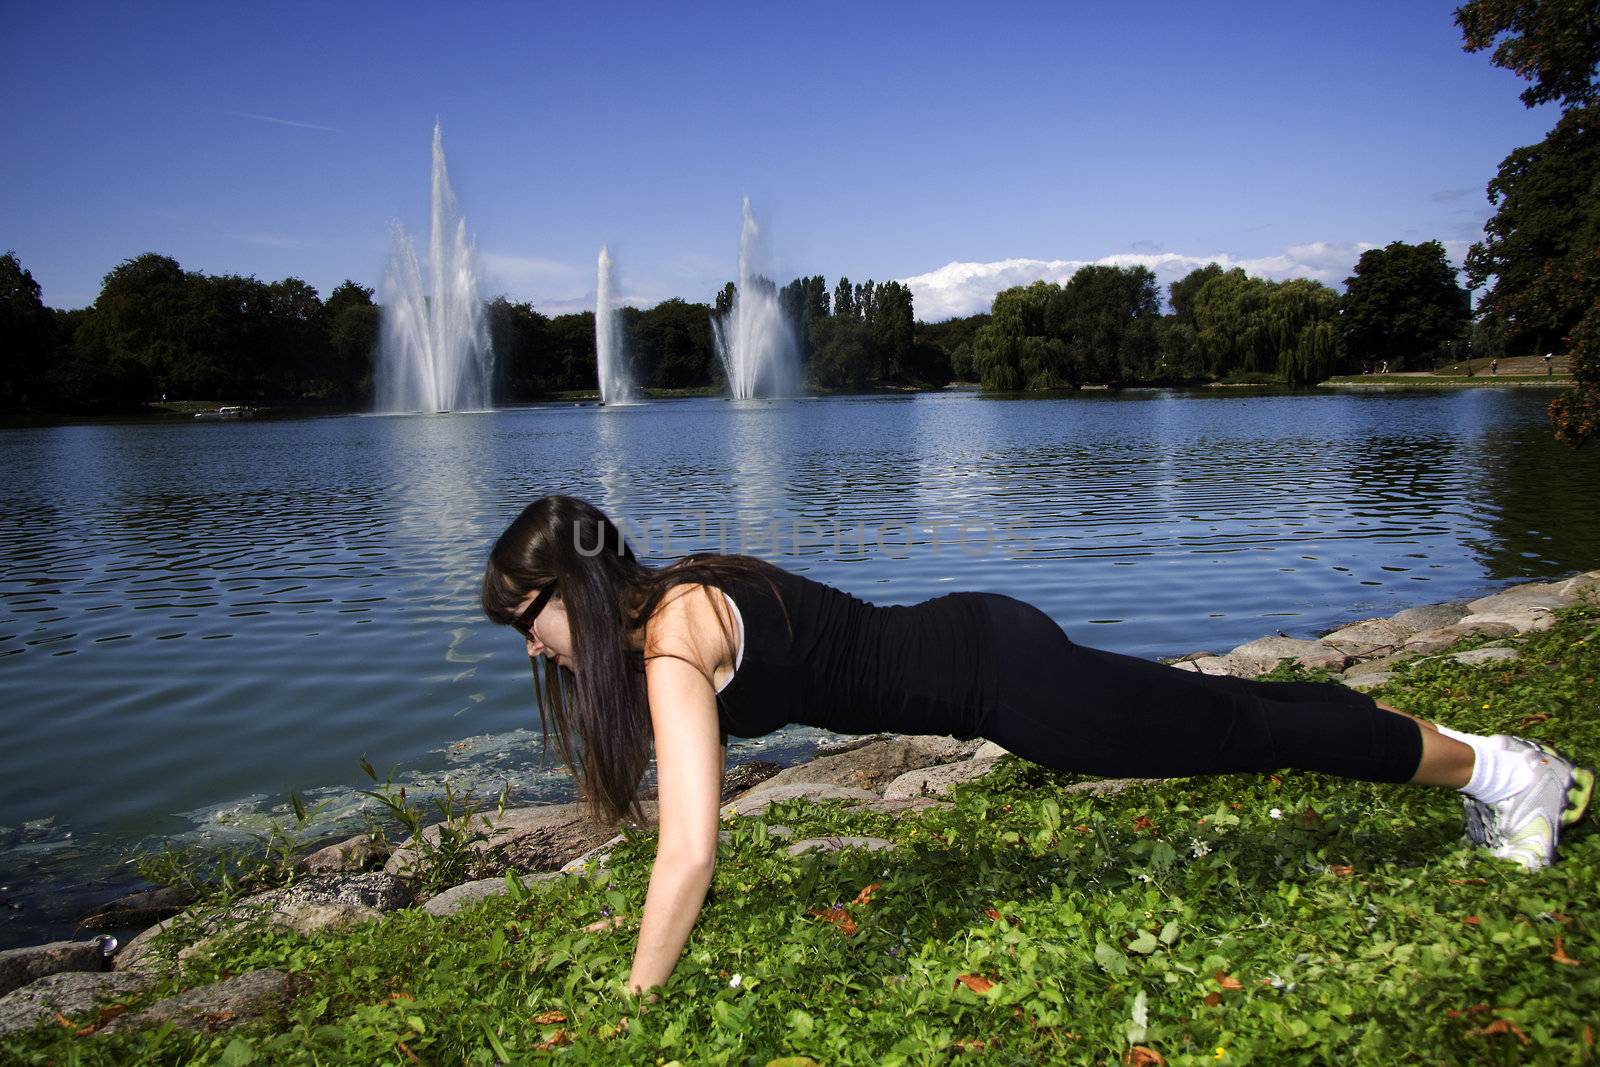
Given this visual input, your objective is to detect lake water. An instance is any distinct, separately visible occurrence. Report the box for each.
[3,387,1598,947]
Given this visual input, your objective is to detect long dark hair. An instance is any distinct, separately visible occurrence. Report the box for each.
[481,495,788,825]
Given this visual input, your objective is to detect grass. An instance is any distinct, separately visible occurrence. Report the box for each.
[10,608,1600,1065]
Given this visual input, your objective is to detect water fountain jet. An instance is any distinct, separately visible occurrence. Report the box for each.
[595,245,636,405]
[376,121,493,413]
[712,197,799,399]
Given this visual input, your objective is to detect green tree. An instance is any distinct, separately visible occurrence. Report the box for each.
[324,281,379,401]
[487,297,551,401]
[1168,263,1226,325]
[631,298,716,389]
[1458,0,1600,439]
[1456,0,1600,108]
[0,252,55,406]
[1339,240,1470,370]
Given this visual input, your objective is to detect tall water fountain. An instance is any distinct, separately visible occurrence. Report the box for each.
[595,245,635,405]
[712,197,799,399]
[376,122,493,413]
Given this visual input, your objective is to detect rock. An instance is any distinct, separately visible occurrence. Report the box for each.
[881,758,1002,800]
[784,836,896,857]
[1404,621,1517,654]
[972,741,1011,761]
[1466,582,1572,615]
[1558,570,1600,600]
[1341,672,1393,692]
[851,796,952,817]
[299,832,390,875]
[1059,778,1164,798]
[77,886,196,932]
[1389,601,1471,633]
[99,968,293,1035]
[757,736,981,795]
[1227,637,1348,676]
[420,872,563,917]
[1455,609,1556,635]
[114,919,179,973]
[814,735,889,757]
[721,761,782,801]
[118,874,411,971]
[0,971,155,1037]
[1444,646,1522,667]
[722,783,881,818]
[1320,618,1413,659]
[1342,650,1419,677]
[385,803,633,879]
[1172,655,1242,676]
[0,940,111,998]
[558,834,625,875]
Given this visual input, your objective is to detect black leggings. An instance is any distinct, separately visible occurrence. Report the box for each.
[977,597,1424,784]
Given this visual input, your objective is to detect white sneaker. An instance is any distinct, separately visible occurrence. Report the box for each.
[1476,738,1594,871]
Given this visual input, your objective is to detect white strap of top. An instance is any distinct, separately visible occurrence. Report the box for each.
[716,590,745,694]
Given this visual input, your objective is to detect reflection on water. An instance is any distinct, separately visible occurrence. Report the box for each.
[2,388,1598,947]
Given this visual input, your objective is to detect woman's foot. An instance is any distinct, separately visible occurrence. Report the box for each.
[1464,736,1594,870]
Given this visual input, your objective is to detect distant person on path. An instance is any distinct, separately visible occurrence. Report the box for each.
[482,495,1595,993]
[1492,358,1499,375]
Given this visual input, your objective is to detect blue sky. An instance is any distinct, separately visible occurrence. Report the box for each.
[2,1,1556,318]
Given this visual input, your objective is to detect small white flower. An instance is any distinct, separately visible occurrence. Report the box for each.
[729,973,742,989]
[1190,837,1212,858]
[1269,808,1283,820]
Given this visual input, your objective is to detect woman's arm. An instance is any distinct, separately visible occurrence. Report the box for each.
[627,595,728,993]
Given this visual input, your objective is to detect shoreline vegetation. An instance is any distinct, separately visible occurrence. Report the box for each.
[3,573,1596,1061]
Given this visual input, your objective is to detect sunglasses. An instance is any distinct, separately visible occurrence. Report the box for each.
[510,583,558,639]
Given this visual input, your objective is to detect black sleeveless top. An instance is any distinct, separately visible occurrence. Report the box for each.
[706,565,1002,740]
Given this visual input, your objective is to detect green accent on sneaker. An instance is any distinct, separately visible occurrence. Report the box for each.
[1563,766,1594,828]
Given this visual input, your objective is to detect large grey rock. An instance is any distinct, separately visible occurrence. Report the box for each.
[117,874,411,971]
[882,758,1003,800]
[1444,646,1522,667]
[851,796,951,817]
[99,968,292,1035]
[1404,621,1517,654]
[1454,609,1556,635]
[722,783,881,817]
[1466,583,1572,615]
[1060,778,1165,798]
[300,832,390,875]
[1227,637,1348,675]
[385,803,632,879]
[1390,601,1470,633]
[785,836,896,857]
[757,736,981,794]
[558,833,625,874]
[0,971,155,1037]
[78,886,195,932]
[1320,618,1413,659]
[421,872,563,917]
[1171,655,1244,677]
[0,940,109,998]
[1558,571,1600,600]
[972,741,1011,761]
[1341,671,1394,692]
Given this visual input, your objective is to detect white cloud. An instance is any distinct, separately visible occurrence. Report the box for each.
[899,242,1395,321]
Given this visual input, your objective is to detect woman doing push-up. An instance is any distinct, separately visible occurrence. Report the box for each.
[480,495,1594,993]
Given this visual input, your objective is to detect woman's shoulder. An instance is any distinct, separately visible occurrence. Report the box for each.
[644,580,739,667]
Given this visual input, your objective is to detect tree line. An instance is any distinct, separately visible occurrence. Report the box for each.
[0,238,1484,412]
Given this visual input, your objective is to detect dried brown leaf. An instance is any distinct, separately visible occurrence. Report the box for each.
[1215,971,1244,990]
[955,974,996,995]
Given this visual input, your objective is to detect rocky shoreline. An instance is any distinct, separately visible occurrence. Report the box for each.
[3,569,1596,1037]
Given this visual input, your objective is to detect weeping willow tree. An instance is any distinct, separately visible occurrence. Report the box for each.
[1191,269,1341,383]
